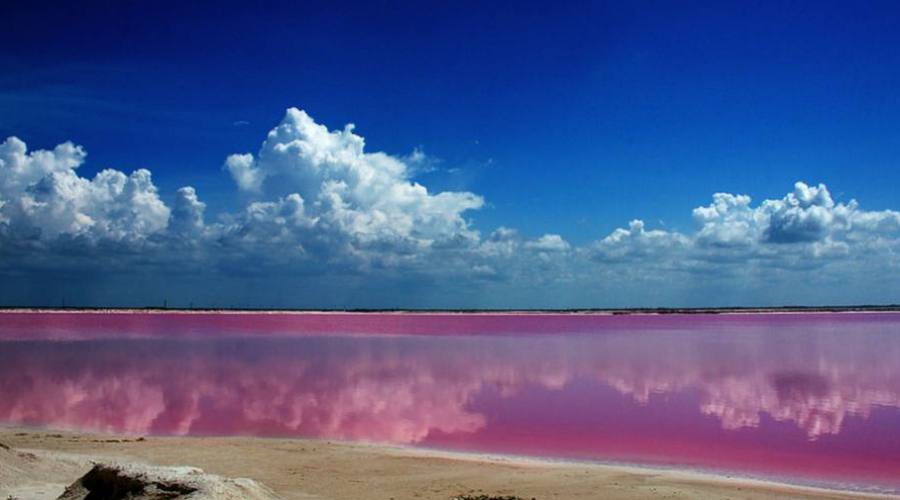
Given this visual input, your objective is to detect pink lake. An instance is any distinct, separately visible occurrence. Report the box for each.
[1,311,899,492]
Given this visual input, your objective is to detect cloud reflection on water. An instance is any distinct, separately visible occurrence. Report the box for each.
[1,325,899,443]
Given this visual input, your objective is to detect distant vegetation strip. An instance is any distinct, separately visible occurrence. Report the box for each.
[1,305,900,314]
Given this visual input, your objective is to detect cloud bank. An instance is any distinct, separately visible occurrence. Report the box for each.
[2,108,900,307]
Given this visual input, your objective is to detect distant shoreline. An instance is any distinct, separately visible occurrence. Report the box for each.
[1,305,900,315]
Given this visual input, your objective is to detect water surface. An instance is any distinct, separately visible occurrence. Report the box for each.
[1,311,899,491]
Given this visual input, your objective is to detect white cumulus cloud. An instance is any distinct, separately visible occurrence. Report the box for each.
[222,109,484,257]
[170,186,206,237]
[525,234,571,252]
[0,136,170,242]
[3,109,900,308]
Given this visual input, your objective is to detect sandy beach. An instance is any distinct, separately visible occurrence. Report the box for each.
[0,427,892,500]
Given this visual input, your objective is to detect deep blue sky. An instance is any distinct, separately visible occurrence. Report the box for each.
[3,0,899,245]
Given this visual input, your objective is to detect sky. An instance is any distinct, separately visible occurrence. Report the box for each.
[1,0,900,308]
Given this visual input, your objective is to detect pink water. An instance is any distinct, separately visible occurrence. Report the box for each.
[1,311,899,491]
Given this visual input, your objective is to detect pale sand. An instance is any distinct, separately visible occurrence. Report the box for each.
[0,428,894,500]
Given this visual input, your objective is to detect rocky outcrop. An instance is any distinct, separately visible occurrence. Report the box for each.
[57,463,279,500]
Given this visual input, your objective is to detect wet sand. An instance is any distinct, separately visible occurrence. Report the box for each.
[0,428,892,500]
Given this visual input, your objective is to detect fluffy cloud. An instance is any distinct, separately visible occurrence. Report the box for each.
[170,187,206,237]
[594,182,900,277]
[223,108,483,256]
[0,137,169,242]
[691,182,900,251]
[763,182,844,243]
[525,234,570,252]
[2,109,900,307]
[590,219,689,263]
[223,153,261,193]
[692,193,759,248]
